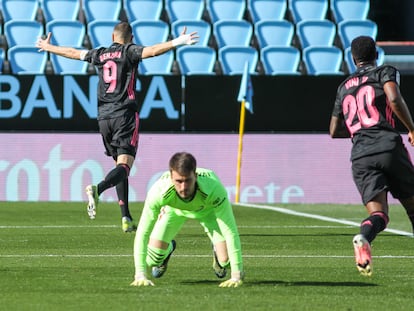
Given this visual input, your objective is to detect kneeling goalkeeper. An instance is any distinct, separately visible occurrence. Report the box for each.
[131,152,244,287]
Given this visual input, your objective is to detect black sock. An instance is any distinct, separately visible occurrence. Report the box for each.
[116,178,131,219]
[406,212,414,234]
[360,212,389,243]
[97,164,129,195]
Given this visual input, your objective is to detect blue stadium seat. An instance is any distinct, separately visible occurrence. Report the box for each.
[288,0,329,23]
[50,53,89,75]
[218,46,258,75]
[331,0,370,23]
[4,20,43,47]
[176,46,216,75]
[139,50,174,75]
[213,20,253,49]
[123,0,163,21]
[248,0,287,23]
[82,0,122,22]
[40,0,80,22]
[254,20,294,48]
[87,20,119,48]
[171,20,211,47]
[296,19,336,49]
[165,0,205,23]
[131,20,170,46]
[0,0,39,22]
[302,46,344,75]
[46,20,85,47]
[338,19,378,49]
[8,46,48,74]
[260,46,301,75]
[344,46,385,74]
[206,0,246,23]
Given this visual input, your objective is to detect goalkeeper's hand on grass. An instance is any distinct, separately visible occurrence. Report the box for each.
[130,273,154,287]
[219,271,244,288]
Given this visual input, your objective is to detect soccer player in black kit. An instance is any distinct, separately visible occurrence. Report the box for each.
[330,36,414,276]
[36,22,198,232]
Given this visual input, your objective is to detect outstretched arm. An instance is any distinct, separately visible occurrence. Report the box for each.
[36,32,86,60]
[141,26,198,59]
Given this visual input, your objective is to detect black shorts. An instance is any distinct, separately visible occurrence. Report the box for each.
[352,143,414,205]
[98,111,139,159]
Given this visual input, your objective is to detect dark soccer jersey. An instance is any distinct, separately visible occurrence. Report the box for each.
[332,65,403,160]
[84,43,143,120]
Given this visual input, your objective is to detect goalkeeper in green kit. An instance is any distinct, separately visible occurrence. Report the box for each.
[130,152,244,287]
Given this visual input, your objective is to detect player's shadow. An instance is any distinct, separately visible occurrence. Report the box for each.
[181,280,377,287]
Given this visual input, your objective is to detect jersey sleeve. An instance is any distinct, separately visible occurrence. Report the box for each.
[210,181,244,273]
[332,84,345,118]
[379,65,400,86]
[133,179,165,274]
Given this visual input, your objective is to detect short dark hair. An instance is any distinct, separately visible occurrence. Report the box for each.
[169,152,197,175]
[113,21,133,42]
[351,36,377,63]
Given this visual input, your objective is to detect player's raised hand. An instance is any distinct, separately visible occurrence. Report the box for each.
[36,32,52,52]
[172,26,199,47]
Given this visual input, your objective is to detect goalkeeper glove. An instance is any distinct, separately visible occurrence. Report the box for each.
[130,273,154,287]
[219,278,243,288]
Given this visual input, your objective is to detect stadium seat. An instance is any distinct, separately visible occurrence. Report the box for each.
[296,19,336,49]
[213,20,253,49]
[4,20,43,47]
[330,0,370,23]
[171,20,211,47]
[218,46,258,75]
[338,19,378,49]
[248,0,287,23]
[87,20,119,48]
[206,0,246,23]
[302,46,344,75]
[288,0,329,23]
[254,20,294,48]
[7,46,48,74]
[46,20,85,47]
[165,0,205,23]
[0,0,39,22]
[176,46,216,75]
[123,0,163,21]
[260,46,301,75]
[50,53,89,75]
[131,20,170,46]
[40,0,81,22]
[344,46,385,73]
[82,0,122,22]
[138,50,174,75]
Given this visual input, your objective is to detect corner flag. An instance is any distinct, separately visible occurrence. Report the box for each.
[237,61,254,113]
[235,61,254,203]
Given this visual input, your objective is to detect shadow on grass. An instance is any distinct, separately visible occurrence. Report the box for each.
[181,280,377,287]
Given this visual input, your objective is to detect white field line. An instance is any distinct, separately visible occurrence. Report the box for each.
[237,203,414,237]
[1,254,414,259]
[0,225,353,229]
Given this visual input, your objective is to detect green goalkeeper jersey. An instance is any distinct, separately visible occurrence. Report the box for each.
[134,168,243,274]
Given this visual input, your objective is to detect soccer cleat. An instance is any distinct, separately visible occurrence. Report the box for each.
[353,234,373,276]
[122,216,137,233]
[212,249,227,279]
[152,240,176,278]
[85,185,99,219]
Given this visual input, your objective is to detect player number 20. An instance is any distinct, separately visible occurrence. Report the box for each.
[343,85,380,135]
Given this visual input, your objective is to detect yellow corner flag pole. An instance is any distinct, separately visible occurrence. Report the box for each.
[235,99,246,203]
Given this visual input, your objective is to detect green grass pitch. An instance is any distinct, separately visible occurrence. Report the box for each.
[1,201,413,311]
